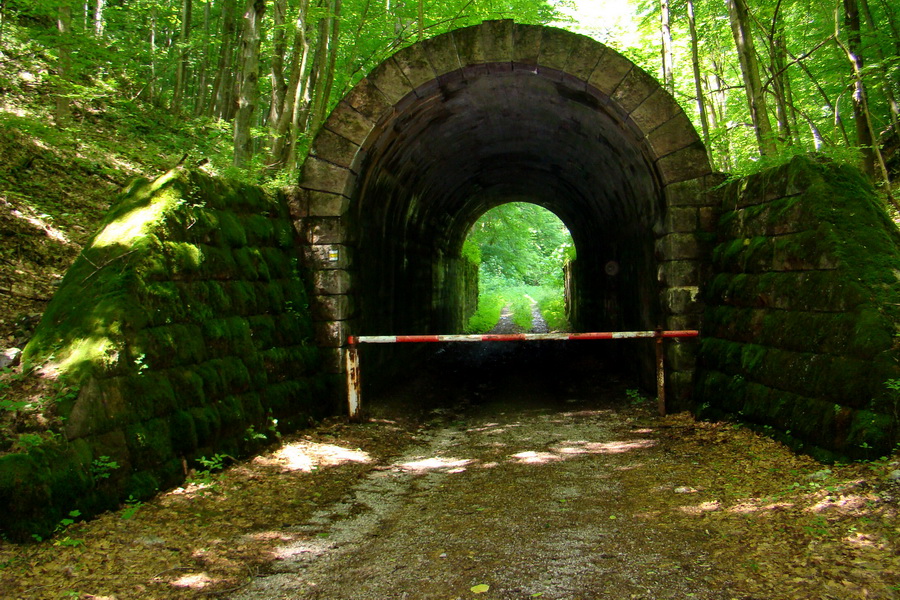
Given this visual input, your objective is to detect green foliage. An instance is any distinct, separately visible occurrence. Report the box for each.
[90,456,120,480]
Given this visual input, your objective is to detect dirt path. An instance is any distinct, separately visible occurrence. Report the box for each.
[2,344,899,599]
[227,344,900,600]
[231,387,720,599]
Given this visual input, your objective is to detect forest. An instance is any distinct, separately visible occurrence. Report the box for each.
[2,0,898,331]
[1,0,898,190]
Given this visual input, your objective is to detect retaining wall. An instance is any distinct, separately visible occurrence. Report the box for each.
[696,156,900,460]
[1,170,332,539]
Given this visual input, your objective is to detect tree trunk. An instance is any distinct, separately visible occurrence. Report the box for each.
[1,0,7,46]
[233,0,267,168]
[842,0,877,179]
[686,0,711,156]
[269,0,311,169]
[172,0,193,113]
[211,0,238,119]
[307,0,342,136]
[860,0,899,130]
[268,0,289,131]
[55,2,72,126]
[726,0,778,156]
[193,0,213,116]
[92,0,104,37]
[660,0,674,94]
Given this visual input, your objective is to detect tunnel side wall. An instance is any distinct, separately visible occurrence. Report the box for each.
[3,171,333,540]
[695,156,900,461]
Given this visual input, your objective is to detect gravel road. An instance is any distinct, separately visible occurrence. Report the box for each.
[230,343,732,600]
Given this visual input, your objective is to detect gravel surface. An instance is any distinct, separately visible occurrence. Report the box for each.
[230,342,730,600]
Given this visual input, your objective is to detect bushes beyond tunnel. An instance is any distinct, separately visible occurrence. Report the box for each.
[2,170,332,540]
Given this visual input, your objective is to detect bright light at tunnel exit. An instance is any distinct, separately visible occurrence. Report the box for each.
[463,202,574,334]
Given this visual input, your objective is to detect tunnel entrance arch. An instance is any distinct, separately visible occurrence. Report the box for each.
[292,20,718,407]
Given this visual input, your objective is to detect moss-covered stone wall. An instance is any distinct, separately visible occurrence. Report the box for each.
[695,156,900,461]
[2,170,332,540]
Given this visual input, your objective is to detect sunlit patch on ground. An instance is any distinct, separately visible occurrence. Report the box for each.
[726,500,795,514]
[398,457,473,471]
[678,500,721,515]
[254,441,372,472]
[169,571,216,589]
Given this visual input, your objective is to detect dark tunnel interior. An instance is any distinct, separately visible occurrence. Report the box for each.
[347,64,668,389]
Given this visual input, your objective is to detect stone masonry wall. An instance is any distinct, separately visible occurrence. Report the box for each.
[695,156,900,461]
[2,170,332,540]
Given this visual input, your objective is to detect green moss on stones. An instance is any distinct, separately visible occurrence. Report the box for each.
[11,167,334,540]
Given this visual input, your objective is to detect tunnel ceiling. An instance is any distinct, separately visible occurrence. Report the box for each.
[357,65,661,252]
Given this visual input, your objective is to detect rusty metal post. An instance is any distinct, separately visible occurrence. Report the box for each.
[656,331,666,417]
[345,338,362,421]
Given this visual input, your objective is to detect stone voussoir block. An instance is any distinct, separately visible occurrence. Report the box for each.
[480,19,514,63]
[303,243,352,270]
[611,65,658,114]
[314,320,350,348]
[512,23,543,67]
[655,142,712,185]
[305,191,350,217]
[312,269,351,295]
[562,33,606,83]
[536,27,577,73]
[301,157,356,196]
[630,88,684,133]
[647,112,701,159]
[658,259,701,287]
[311,294,354,322]
[452,25,486,66]
[323,103,374,147]
[391,42,437,93]
[587,47,632,97]
[303,217,346,245]
[422,31,463,77]
[656,232,702,261]
[311,129,360,170]
[368,58,414,105]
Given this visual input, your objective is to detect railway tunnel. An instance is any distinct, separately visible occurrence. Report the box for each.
[293,21,717,405]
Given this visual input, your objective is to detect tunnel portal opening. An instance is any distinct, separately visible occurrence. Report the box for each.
[462,201,573,334]
[295,22,715,409]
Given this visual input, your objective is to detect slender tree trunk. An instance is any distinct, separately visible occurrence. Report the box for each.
[308,0,342,136]
[193,0,212,116]
[269,0,311,169]
[172,0,192,113]
[877,0,900,56]
[0,0,7,45]
[726,0,778,156]
[860,0,899,129]
[842,0,877,178]
[92,0,104,37]
[286,1,316,170]
[660,0,674,94]
[233,0,267,168]
[417,0,424,41]
[55,2,73,126]
[838,0,895,208]
[686,0,711,156]
[211,0,238,119]
[268,0,289,131]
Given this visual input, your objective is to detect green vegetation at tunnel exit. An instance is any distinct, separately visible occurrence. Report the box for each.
[464,203,573,333]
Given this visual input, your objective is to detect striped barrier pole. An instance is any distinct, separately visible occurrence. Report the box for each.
[345,329,699,421]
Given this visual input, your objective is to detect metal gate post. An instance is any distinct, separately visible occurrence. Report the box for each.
[345,338,362,421]
[655,331,666,417]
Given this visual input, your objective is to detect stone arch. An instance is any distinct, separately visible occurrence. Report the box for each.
[292,20,718,405]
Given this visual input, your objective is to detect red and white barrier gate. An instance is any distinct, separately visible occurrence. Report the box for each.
[345,330,699,421]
